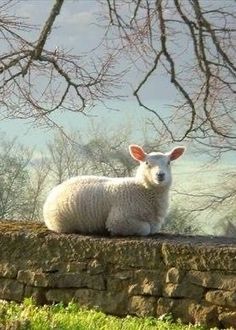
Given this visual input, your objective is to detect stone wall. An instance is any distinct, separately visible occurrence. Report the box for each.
[1,221,236,328]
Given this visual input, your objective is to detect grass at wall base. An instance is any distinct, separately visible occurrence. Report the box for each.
[0,298,207,330]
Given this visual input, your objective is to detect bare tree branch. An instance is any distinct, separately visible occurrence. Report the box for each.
[32,0,64,60]
[102,0,236,144]
[0,0,124,128]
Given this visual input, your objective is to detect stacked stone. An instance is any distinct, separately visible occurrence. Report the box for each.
[0,221,236,328]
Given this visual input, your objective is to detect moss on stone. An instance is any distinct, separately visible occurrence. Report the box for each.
[0,220,48,235]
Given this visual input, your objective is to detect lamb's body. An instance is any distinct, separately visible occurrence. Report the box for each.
[43,144,185,236]
[43,175,168,235]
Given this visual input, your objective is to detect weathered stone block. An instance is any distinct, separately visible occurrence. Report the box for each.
[128,295,156,316]
[0,263,18,279]
[18,270,50,287]
[102,240,162,269]
[205,290,236,307]
[42,261,87,273]
[187,270,236,291]
[156,297,174,317]
[74,288,102,307]
[0,278,24,302]
[219,311,236,328]
[162,242,236,271]
[166,267,185,284]
[112,271,133,280]
[87,260,105,274]
[18,270,105,290]
[18,270,30,282]
[39,236,96,263]
[84,274,106,290]
[128,280,160,296]
[24,286,47,305]
[66,262,87,272]
[107,271,133,292]
[101,291,128,315]
[46,288,76,304]
[163,283,204,300]
[128,269,162,296]
[128,281,159,296]
[49,272,103,290]
[52,273,85,288]
[156,298,219,327]
[74,289,128,315]
[192,303,219,327]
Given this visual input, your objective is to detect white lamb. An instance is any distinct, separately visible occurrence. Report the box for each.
[43,144,185,236]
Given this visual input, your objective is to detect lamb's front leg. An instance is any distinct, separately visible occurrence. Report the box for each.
[106,208,151,236]
[150,217,165,234]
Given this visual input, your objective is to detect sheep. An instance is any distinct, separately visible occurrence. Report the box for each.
[43,144,185,236]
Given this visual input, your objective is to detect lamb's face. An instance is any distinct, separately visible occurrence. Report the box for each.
[129,144,186,189]
[144,152,172,188]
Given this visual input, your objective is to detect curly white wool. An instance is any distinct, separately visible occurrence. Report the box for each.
[43,144,185,236]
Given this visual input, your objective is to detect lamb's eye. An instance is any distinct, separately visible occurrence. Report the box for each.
[167,160,171,166]
[145,161,150,167]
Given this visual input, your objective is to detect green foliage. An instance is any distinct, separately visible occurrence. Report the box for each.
[0,299,206,330]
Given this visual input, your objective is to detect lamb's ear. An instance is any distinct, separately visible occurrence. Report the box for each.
[129,144,146,162]
[169,146,186,161]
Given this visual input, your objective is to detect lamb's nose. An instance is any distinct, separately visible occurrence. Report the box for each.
[158,172,165,181]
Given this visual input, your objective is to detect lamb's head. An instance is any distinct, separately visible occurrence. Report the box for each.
[129,144,185,189]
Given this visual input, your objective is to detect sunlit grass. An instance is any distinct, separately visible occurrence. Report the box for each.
[0,298,207,330]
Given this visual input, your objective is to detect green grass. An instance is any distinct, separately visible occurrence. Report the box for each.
[0,298,207,330]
